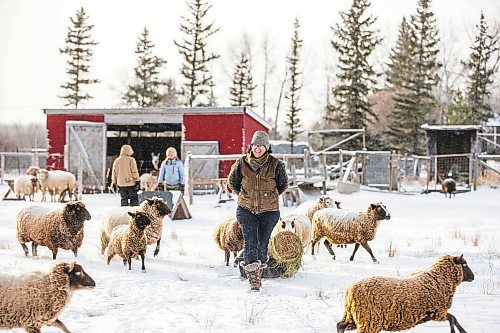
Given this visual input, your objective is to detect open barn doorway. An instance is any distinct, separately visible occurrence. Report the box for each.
[106,123,182,185]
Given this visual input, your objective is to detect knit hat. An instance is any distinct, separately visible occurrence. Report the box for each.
[251,131,270,150]
[166,147,178,159]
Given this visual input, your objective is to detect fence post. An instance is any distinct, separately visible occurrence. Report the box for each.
[186,152,194,205]
[361,148,367,185]
[321,154,327,195]
[473,154,479,191]
[389,151,394,191]
[0,154,4,184]
[304,149,310,178]
[77,153,83,200]
[339,149,344,180]
[434,156,438,190]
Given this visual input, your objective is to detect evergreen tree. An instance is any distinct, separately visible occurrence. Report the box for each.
[386,0,441,154]
[386,17,412,89]
[327,0,382,134]
[159,79,179,107]
[445,90,475,125]
[174,0,220,107]
[59,7,99,108]
[229,53,256,107]
[285,18,303,152]
[123,27,167,108]
[464,12,500,123]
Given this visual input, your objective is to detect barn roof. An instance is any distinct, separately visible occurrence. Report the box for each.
[420,124,483,131]
[43,107,271,129]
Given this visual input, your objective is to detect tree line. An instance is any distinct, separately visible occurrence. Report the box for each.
[58,0,499,155]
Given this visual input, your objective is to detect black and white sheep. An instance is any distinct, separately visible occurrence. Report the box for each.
[442,177,456,198]
[16,201,91,259]
[213,217,244,266]
[0,261,95,333]
[107,211,152,271]
[337,254,474,333]
[311,202,391,263]
[99,197,171,257]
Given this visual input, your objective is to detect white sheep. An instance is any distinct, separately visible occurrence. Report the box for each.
[107,211,152,271]
[100,197,171,257]
[16,201,91,259]
[0,261,95,333]
[213,217,244,266]
[272,213,311,249]
[37,169,77,202]
[13,175,37,201]
[311,202,391,263]
[337,254,475,333]
[140,171,158,191]
[294,195,341,221]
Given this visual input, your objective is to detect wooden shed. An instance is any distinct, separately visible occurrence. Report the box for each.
[43,107,270,188]
[421,124,483,181]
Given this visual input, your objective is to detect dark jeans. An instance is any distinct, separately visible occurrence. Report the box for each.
[236,206,280,265]
[119,186,139,206]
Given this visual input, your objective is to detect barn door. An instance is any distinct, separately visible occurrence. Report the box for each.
[181,141,219,180]
[65,121,107,188]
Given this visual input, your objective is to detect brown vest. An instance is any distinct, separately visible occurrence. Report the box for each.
[237,156,280,214]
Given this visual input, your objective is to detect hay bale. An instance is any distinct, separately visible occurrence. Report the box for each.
[268,231,303,277]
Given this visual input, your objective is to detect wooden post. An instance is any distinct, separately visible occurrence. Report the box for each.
[425,158,430,193]
[361,148,367,185]
[0,154,4,185]
[468,153,474,189]
[291,165,297,185]
[77,153,83,200]
[434,156,438,190]
[339,149,344,180]
[388,152,394,191]
[396,153,401,192]
[321,154,327,195]
[473,154,479,191]
[186,152,194,205]
[304,149,310,179]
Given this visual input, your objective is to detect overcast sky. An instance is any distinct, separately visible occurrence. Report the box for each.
[0,0,499,128]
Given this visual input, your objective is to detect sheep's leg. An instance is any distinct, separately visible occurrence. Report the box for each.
[311,237,321,255]
[337,320,356,333]
[140,251,146,272]
[225,251,230,266]
[447,313,467,333]
[154,238,161,257]
[100,231,109,255]
[323,239,336,260]
[32,242,38,257]
[349,243,361,261]
[72,247,78,257]
[355,241,379,263]
[127,254,132,270]
[26,326,42,333]
[20,243,29,256]
[232,251,239,267]
[52,247,58,260]
[49,318,71,333]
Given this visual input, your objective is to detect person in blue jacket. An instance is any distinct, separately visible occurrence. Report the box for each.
[157,147,185,193]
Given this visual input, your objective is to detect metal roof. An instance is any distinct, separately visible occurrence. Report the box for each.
[420,124,483,131]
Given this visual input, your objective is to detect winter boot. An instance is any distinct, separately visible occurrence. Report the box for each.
[241,261,267,291]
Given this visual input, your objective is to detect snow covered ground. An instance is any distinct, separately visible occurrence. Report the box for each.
[0,184,499,333]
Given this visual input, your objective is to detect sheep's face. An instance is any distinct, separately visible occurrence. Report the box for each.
[279,217,295,232]
[38,169,49,181]
[65,262,96,290]
[370,202,391,220]
[146,197,171,217]
[319,195,334,208]
[66,201,91,223]
[129,211,152,230]
[454,255,474,282]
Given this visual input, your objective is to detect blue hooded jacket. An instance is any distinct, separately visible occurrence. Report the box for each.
[158,159,184,186]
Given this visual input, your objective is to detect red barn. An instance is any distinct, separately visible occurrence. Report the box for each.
[43,107,270,188]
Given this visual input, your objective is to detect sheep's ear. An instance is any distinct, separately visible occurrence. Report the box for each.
[319,196,324,203]
[453,254,464,264]
[146,198,154,204]
[64,262,75,273]
[370,203,377,209]
[127,211,135,217]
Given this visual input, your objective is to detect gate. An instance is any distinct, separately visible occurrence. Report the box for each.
[181,141,219,181]
[65,121,107,188]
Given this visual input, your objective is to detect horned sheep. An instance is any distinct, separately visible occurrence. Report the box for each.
[0,261,95,333]
[107,211,152,271]
[16,201,91,259]
[337,254,474,333]
[213,217,244,266]
[311,202,391,263]
[100,197,171,257]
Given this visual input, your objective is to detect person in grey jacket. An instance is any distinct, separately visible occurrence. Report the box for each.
[228,130,288,291]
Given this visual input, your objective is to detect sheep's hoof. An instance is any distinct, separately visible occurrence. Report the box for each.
[373,259,379,264]
[142,269,146,273]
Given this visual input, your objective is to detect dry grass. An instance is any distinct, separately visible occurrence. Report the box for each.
[477,169,500,187]
[170,231,178,240]
[0,242,11,250]
[472,233,480,247]
[387,241,397,257]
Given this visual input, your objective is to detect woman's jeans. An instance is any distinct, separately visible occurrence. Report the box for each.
[237,206,280,265]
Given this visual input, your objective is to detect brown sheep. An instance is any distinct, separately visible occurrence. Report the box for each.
[213,217,244,266]
[337,254,474,333]
[442,177,456,198]
[16,201,91,259]
[0,262,95,333]
[107,211,152,271]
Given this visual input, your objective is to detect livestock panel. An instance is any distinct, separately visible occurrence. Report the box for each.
[181,141,219,181]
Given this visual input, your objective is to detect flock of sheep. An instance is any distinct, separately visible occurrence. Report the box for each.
[214,193,472,333]
[1,166,470,333]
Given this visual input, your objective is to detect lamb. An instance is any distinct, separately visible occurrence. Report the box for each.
[294,194,341,221]
[37,169,77,202]
[337,254,474,333]
[140,171,158,191]
[213,217,244,266]
[16,201,91,259]
[442,177,456,198]
[107,211,152,271]
[0,261,95,333]
[13,175,37,201]
[272,213,311,249]
[100,197,171,257]
[311,202,391,263]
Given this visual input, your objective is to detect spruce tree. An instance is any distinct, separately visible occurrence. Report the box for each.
[285,18,303,152]
[174,0,220,107]
[123,27,167,108]
[386,17,412,89]
[229,52,256,107]
[387,0,440,154]
[59,7,99,108]
[328,0,382,133]
[464,12,499,123]
[445,90,474,125]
